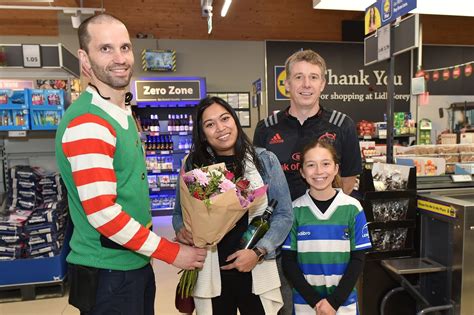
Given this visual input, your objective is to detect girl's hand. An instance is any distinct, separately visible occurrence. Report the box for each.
[220,249,258,272]
[315,299,336,315]
[175,227,194,245]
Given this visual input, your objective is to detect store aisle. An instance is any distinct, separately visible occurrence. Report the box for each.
[0,216,186,315]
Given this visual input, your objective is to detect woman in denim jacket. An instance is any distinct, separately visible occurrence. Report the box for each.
[172,96,293,315]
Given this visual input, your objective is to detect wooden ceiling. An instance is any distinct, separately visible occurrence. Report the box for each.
[1,0,474,45]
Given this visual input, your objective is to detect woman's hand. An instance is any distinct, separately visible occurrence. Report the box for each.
[175,227,194,245]
[315,299,336,315]
[220,249,259,272]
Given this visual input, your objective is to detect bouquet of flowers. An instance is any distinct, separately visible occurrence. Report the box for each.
[177,163,267,302]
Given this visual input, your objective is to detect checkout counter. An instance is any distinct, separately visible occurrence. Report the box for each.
[381,175,474,314]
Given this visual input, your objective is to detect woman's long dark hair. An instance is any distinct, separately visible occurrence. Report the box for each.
[188,96,262,178]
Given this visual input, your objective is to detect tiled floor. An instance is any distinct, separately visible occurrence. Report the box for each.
[0,216,188,315]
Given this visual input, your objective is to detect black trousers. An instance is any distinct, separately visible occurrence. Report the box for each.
[211,271,265,315]
[74,263,156,315]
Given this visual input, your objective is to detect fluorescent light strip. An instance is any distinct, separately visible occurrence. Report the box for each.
[221,0,232,17]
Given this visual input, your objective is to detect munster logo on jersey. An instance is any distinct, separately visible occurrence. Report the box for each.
[318,132,337,145]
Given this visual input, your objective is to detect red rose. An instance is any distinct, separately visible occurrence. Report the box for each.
[224,171,235,181]
[236,179,250,190]
[193,191,201,199]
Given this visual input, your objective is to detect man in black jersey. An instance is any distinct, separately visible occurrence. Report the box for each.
[254,50,362,201]
[253,50,362,315]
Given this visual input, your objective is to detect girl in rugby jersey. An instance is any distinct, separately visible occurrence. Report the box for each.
[282,139,371,315]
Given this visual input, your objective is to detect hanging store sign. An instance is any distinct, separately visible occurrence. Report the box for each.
[22,44,42,68]
[373,0,417,27]
[133,77,206,107]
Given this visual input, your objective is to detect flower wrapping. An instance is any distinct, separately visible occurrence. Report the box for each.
[179,162,267,248]
[176,162,268,305]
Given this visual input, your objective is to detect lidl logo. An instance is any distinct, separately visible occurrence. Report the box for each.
[376,0,416,26]
[275,66,289,100]
[382,0,392,22]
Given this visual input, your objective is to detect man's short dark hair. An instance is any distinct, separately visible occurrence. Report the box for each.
[78,13,126,52]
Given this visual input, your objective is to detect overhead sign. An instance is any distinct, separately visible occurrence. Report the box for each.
[22,44,41,68]
[133,77,206,107]
[365,13,419,65]
[366,0,417,34]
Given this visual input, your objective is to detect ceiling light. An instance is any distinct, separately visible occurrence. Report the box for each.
[221,0,232,17]
[71,13,81,29]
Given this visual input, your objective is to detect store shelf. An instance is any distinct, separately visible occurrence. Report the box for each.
[147,169,179,174]
[149,186,176,193]
[359,134,416,140]
[146,149,190,156]
[151,209,173,216]
[142,131,191,136]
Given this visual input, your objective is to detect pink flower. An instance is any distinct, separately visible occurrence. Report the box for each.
[219,179,236,193]
[192,169,209,186]
[183,175,195,184]
[224,170,235,181]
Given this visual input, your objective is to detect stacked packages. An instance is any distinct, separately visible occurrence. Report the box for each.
[0,166,68,260]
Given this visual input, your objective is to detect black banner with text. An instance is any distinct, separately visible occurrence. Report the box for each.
[266,41,411,123]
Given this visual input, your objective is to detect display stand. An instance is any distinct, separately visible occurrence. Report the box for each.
[0,222,71,302]
[358,167,418,315]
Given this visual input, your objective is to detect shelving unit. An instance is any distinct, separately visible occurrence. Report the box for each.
[133,106,195,216]
[0,44,78,298]
[358,167,418,315]
[359,134,415,146]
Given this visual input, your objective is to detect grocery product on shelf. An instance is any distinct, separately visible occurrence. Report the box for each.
[418,118,432,144]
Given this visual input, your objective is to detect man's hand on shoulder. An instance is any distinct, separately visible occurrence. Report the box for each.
[172,244,207,270]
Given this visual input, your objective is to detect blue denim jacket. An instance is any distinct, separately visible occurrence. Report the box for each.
[172,147,293,259]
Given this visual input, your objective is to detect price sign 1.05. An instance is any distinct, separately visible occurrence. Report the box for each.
[22,44,42,68]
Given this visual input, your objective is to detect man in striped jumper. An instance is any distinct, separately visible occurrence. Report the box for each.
[253,50,362,315]
[55,13,206,314]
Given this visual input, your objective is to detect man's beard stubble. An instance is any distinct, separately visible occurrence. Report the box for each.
[90,61,133,89]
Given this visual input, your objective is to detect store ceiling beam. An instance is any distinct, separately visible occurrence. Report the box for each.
[0,4,103,13]
[0,0,54,2]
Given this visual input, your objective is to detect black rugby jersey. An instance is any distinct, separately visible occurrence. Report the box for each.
[253,106,362,200]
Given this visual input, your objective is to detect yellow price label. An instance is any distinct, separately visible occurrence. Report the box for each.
[417,199,456,218]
